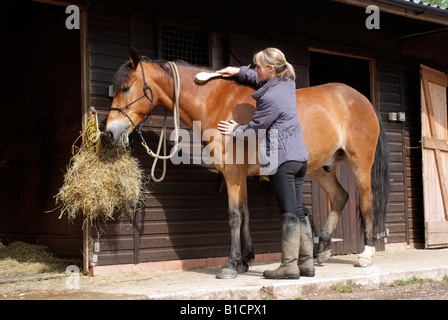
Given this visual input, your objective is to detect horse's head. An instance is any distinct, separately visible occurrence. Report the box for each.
[106,48,155,146]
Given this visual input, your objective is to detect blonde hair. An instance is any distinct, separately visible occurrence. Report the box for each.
[253,47,296,81]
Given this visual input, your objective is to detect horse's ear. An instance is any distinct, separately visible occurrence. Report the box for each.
[129,47,140,70]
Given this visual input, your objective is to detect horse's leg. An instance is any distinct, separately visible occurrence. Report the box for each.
[312,168,349,264]
[351,162,376,267]
[240,195,254,272]
[216,168,251,279]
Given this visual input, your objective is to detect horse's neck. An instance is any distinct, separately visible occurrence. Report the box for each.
[157,64,252,132]
[161,93,196,130]
[159,70,211,131]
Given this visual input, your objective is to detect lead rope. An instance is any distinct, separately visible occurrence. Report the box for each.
[144,61,180,182]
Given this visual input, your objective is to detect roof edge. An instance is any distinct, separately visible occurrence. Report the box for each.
[332,0,448,26]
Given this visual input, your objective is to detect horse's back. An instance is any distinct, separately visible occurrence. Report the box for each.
[297,82,373,117]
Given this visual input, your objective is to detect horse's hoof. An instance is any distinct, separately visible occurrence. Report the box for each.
[316,249,331,265]
[354,257,373,267]
[216,267,238,279]
[355,245,375,267]
[237,261,249,273]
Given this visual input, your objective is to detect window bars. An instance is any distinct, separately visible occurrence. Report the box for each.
[161,26,209,66]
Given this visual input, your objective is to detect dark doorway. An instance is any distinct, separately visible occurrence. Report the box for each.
[0,1,83,257]
[310,51,371,99]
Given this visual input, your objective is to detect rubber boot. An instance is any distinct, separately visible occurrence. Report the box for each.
[298,216,315,277]
[263,213,300,279]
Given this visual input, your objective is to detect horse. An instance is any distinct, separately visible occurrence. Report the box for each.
[105,48,390,279]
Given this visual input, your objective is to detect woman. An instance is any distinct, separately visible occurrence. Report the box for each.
[217,48,315,279]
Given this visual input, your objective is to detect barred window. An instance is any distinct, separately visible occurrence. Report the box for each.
[161,25,209,66]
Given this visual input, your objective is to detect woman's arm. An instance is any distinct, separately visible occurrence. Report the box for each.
[216,65,265,88]
[237,65,265,88]
[216,66,240,77]
[218,97,280,138]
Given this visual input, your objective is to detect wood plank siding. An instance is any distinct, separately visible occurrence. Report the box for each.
[84,0,445,266]
[5,0,448,265]
[377,60,408,244]
[87,1,286,266]
[402,61,425,244]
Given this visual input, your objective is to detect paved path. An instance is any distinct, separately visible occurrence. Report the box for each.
[1,248,447,300]
[82,248,448,299]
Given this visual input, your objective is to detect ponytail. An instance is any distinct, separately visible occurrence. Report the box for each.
[276,62,295,81]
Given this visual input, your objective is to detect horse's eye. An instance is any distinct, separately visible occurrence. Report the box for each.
[121,86,130,93]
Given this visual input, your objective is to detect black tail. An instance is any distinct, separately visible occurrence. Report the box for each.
[371,109,390,236]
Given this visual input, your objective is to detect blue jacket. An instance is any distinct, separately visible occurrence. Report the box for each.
[233,66,308,173]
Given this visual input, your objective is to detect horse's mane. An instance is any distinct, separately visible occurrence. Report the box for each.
[112,56,151,95]
[112,58,211,94]
[112,57,244,95]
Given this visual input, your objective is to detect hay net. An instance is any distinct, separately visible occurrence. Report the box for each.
[54,108,146,224]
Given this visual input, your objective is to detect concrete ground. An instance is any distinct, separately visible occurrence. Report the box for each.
[3,248,446,300]
[87,248,448,300]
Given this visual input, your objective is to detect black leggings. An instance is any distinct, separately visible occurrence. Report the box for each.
[272,160,308,219]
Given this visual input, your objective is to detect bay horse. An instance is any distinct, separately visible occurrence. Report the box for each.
[106,48,390,279]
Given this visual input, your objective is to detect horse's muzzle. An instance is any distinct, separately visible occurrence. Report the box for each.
[106,121,130,146]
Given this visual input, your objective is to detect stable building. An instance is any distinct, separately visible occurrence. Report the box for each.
[1,0,447,274]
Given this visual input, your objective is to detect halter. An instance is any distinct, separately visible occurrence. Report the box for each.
[109,62,154,146]
[109,61,181,182]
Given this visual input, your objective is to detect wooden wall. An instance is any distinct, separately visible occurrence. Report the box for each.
[84,0,447,265]
[3,0,447,265]
[87,1,284,266]
[377,59,409,244]
[402,61,425,244]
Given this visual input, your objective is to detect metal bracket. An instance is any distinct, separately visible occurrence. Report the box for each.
[406,141,421,150]
[388,112,406,122]
[312,229,389,245]
[375,229,390,243]
[313,237,343,244]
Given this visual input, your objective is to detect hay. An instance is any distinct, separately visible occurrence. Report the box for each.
[0,241,65,274]
[55,109,146,223]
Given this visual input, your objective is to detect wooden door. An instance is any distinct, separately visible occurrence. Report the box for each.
[420,65,448,249]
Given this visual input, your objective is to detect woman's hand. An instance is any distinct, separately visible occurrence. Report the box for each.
[216,67,240,78]
[217,120,238,135]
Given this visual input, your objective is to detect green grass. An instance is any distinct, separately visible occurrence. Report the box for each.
[330,283,353,293]
[396,276,434,286]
